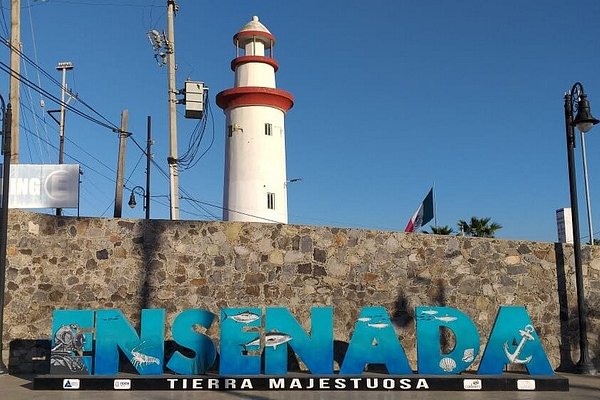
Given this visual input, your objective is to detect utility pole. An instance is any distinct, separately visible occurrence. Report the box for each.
[9,0,20,164]
[0,100,12,374]
[166,0,180,220]
[146,116,152,220]
[56,62,73,165]
[113,110,129,218]
[55,61,73,216]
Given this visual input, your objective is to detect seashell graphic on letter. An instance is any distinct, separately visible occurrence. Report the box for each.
[462,348,475,363]
[439,357,457,372]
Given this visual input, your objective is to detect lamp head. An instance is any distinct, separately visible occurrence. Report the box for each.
[128,192,137,209]
[574,94,600,133]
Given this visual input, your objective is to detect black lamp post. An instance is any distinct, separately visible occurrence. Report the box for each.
[0,95,11,375]
[128,185,149,220]
[564,82,599,375]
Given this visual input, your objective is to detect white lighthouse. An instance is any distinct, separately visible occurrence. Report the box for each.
[217,16,294,223]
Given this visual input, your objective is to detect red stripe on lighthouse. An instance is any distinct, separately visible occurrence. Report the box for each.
[216,87,294,112]
[231,56,279,72]
[234,30,276,46]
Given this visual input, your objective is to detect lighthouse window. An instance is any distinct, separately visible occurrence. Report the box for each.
[265,123,273,136]
[228,125,234,137]
[267,192,275,209]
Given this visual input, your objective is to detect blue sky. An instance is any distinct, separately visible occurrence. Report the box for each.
[2,0,600,243]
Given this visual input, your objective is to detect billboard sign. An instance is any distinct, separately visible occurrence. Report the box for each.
[1,164,80,208]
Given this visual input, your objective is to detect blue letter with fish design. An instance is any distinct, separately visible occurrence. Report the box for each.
[416,306,480,374]
[95,309,165,375]
[264,307,333,374]
[219,307,262,375]
[339,306,412,374]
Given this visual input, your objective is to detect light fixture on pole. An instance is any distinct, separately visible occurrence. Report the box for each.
[128,186,149,220]
[563,81,599,375]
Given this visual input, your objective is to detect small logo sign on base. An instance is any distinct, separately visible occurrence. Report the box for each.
[62,379,80,390]
[463,379,482,390]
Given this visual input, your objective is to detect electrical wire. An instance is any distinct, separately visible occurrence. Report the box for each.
[180,196,284,224]
[0,35,65,91]
[130,125,282,223]
[99,152,145,218]
[18,121,116,183]
[178,96,215,170]
[0,59,120,132]
[0,35,122,133]
[0,15,222,222]
[37,1,163,7]
[24,0,52,162]
[0,1,8,36]
[127,135,219,220]
[19,98,117,177]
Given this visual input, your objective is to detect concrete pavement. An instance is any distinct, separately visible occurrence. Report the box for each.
[0,373,599,400]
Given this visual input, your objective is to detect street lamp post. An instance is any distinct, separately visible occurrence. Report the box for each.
[0,96,11,374]
[55,61,73,217]
[563,82,599,375]
[128,186,149,220]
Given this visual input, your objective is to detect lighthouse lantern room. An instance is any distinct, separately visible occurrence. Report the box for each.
[217,16,294,223]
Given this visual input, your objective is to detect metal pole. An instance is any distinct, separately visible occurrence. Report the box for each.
[433,183,438,228]
[580,131,594,245]
[113,110,129,218]
[166,0,180,220]
[56,62,72,216]
[58,66,67,166]
[0,102,12,374]
[146,116,152,220]
[9,0,19,164]
[564,89,596,375]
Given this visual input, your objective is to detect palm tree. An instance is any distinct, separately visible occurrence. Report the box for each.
[457,217,502,238]
[430,225,454,235]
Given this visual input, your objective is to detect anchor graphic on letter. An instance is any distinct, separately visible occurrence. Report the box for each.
[503,324,535,364]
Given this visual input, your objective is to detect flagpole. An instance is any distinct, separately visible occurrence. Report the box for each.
[433,183,437,228]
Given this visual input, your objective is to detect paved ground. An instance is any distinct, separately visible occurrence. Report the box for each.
[0,373,598,400]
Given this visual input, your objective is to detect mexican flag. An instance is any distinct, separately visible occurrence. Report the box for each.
[404,188,434,232]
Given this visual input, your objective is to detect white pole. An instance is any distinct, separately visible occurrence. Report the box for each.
[56,61,72,217]
[58,66,67,164]
[166,0,180,220]
[580,130,594,244]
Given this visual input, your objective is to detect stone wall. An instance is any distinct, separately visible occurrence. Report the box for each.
[3,210,600,371]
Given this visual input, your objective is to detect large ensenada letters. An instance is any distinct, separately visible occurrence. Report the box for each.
[50,305,554,376]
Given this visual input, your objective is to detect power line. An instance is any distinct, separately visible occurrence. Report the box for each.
[34,1,163,7]
[128,135,219,220]
[0,35,64,91]
[131,128,283,223]
[18,121,116,183]
[19,98,117,177]
[0,36,122,133]
[0,1,8,36]
[0,60,120,132]
[180,197,284,224]
[178,96,215,170]
[19,2,51,164]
